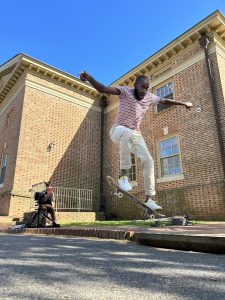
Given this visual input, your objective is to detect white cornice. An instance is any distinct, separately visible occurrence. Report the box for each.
[0,76,25,117]
[21,56,96,93]
[0,54,100,105]
[0,54,22,73]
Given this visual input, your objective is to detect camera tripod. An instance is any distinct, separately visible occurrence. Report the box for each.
[25,205,57,228]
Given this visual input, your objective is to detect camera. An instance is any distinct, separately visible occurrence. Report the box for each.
[34,192,46,205]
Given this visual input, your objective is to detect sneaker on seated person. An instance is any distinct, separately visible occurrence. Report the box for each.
[50,222,61,228]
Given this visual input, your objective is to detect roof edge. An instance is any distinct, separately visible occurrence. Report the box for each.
[110,9,225,86]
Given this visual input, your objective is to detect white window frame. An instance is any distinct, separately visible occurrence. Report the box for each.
[154,80,174,113]
[128,153,137,186]
[156,135,184,183]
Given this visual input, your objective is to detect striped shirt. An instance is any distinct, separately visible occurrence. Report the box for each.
[114,85,160,132]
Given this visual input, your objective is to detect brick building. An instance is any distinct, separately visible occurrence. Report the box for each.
[1,10,225,221]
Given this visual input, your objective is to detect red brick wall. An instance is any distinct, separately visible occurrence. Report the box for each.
[9,82,102,217]
[103,42,225,220]
[0,87,25,215]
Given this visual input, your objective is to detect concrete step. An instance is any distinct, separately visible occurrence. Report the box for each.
[0,216,19,226]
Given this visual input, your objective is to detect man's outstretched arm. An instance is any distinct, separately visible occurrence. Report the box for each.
[160,97,193,110]
[80,71,120,95]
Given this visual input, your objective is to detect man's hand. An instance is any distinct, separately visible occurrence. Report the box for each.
[79,71,121,95]
[185,102,193,110]
[80,70,91,82]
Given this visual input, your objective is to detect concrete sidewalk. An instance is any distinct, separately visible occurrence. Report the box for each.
[1,222,225,254]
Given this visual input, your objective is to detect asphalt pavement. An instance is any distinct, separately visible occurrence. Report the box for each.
[0,234,225,300]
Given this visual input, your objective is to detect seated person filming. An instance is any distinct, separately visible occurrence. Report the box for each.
[41,182,60,228]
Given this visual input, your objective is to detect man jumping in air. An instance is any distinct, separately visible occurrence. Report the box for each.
[80,71,193,210]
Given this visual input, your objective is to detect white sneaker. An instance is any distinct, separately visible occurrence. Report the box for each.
[118,176,132,192]
[145,198,162,210]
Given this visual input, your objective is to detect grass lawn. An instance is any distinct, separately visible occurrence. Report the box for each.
[61,219,202,227]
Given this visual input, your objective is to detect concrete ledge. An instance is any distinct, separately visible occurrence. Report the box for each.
[133,232,225,254]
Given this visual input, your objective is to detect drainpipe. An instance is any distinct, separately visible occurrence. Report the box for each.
[99,96,107,211]
[199,34,225,179]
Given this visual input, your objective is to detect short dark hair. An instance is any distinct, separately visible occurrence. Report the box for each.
[135,75,149,84]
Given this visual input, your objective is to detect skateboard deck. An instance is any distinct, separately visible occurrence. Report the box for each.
[106,175,165,219]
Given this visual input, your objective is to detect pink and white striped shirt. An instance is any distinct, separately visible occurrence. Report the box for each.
[114,85,160,132]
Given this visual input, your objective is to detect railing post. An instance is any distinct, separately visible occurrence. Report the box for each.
[78,189,81,212]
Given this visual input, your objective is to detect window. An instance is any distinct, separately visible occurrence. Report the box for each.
[6,109,15,127]
[128,153,136,182]
[0,152,7,185]
[155,81,173,113]
[158,136,181,177]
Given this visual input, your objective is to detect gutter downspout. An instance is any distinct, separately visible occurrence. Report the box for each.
[99,96,107,212]
[199,34,225,179]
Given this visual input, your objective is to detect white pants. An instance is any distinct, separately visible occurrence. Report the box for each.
[109,125,156,196]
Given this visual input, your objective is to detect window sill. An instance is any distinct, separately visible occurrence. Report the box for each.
[157,174,184,183]
[154,106,175,115]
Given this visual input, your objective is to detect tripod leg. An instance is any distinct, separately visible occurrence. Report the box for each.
[40,211,54,224]
[40,210,60,227]
[25,212,38,228]
[25,207,47,228]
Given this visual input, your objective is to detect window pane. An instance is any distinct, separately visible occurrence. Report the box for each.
[160,149,166,158]
[172,145,178,154]
[0,153,7,184]
[160,140,166,148]
[171,136,177,145]
[159,137,181,177]
[163,167,169,176]
[128,153,136,181]
[175,165,181,173]
[174,156,180,163]
[168,157,173,166]
[165,86,168,95]
[162,159,168,167]
[2,154,7,167]
[169,166,175,174]
[165,147,172,156]
[0,167,6,184]
[165,139,171,147]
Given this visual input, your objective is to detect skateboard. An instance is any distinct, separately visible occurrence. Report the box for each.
[106,175,165,219]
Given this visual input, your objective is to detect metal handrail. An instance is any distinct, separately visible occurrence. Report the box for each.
[30,182,93,212]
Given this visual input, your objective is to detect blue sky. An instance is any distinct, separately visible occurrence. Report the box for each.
[1,0,225,84]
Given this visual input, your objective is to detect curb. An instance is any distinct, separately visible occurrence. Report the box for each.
[132,232,225,254]
[2,227,131,240]
[1,227,225,254]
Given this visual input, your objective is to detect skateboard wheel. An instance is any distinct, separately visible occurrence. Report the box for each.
[144,210,155,220]
[144,211,150,220]
[149,214,155,220]
[117,192,123,198]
